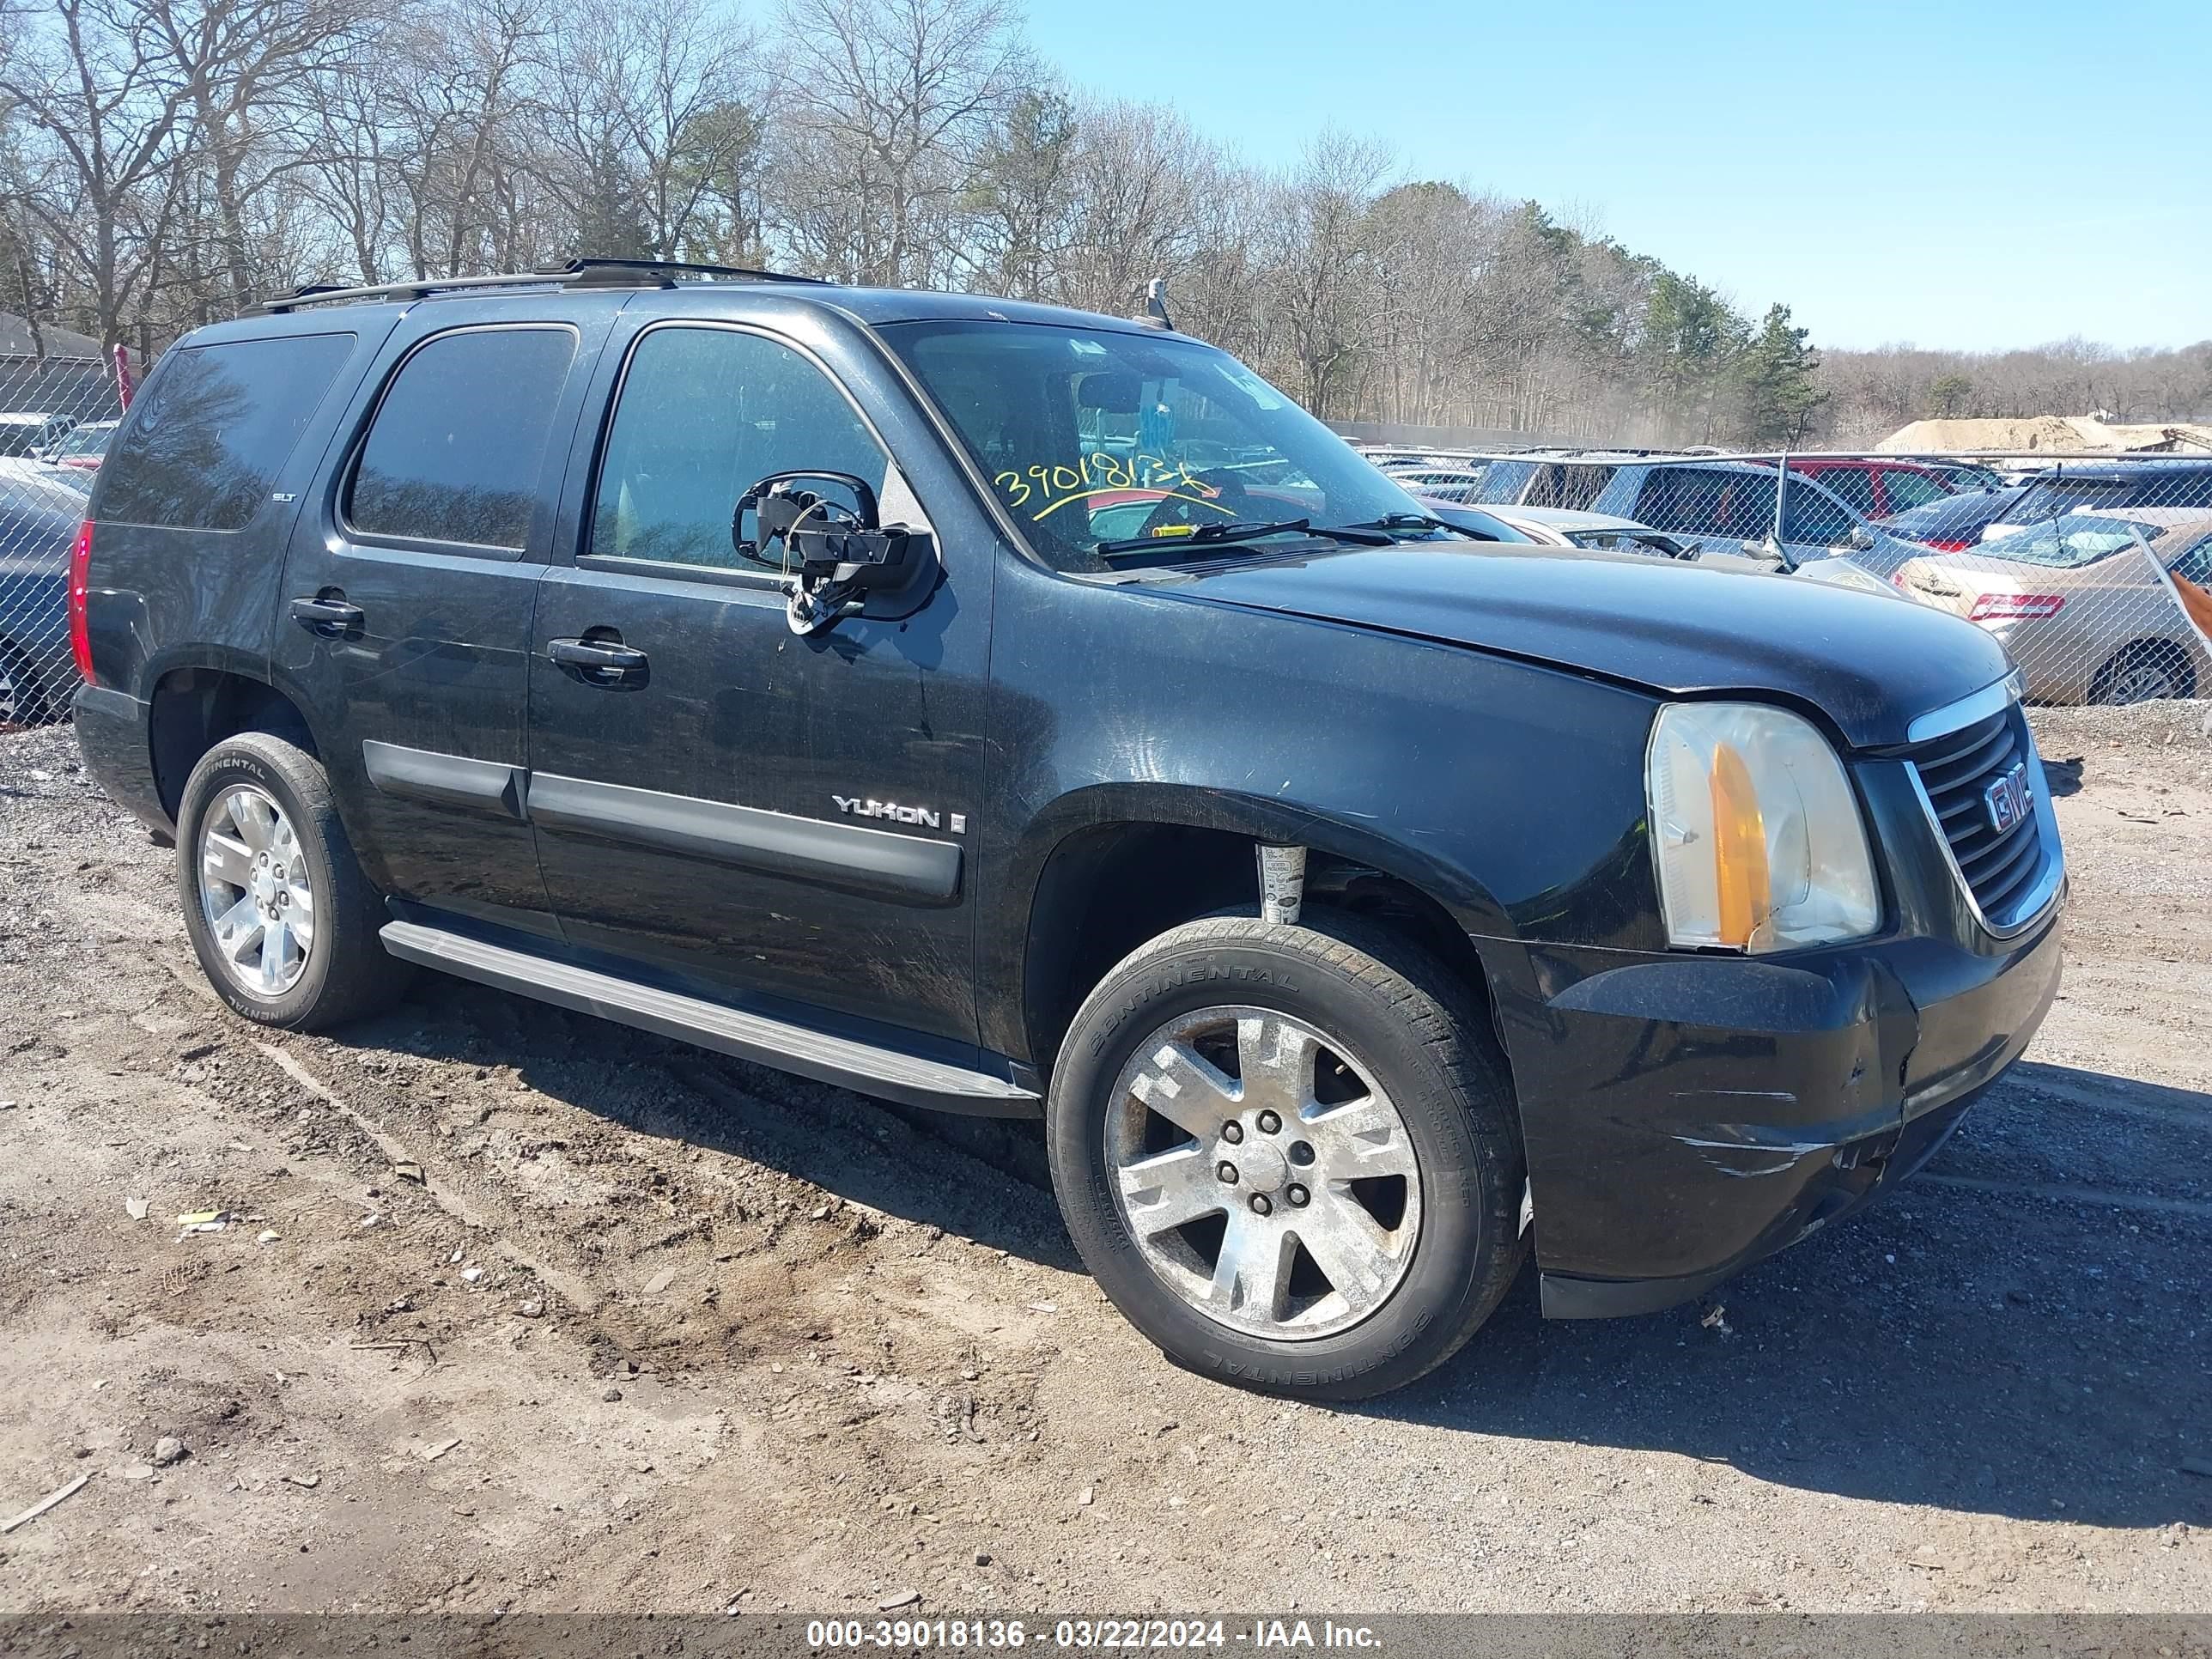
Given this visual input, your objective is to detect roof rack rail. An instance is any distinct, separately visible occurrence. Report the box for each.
[250,257,830,315]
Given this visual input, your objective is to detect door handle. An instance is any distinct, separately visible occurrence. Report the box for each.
[549,635,650,687]
[289,594,364,636]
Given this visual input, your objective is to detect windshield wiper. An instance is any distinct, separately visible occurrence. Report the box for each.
[1094,516,1403,561]
[1326,514,1445,541]
[1095,518,1314,557]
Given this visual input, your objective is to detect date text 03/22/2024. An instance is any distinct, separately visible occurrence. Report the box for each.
[805,1618,1383,1650]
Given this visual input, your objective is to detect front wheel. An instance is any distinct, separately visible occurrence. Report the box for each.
[1048,914,1525,1401]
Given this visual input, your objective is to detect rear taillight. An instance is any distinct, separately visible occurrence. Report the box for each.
[1926,538,1973,553]
[1969,592,2064,623]
[69,520,95,683]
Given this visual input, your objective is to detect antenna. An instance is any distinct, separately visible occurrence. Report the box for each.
[1138,277,1174,331]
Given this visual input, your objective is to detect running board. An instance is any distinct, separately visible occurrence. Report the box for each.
[379,921,1042,1116]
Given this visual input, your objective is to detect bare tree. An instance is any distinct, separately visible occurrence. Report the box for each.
[0,0,199,349]
[771,0,1025,285]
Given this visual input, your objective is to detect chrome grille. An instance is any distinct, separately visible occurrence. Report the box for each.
[1904,706,2051,927]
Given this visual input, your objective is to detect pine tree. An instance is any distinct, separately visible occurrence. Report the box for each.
[1737,304,1826,445]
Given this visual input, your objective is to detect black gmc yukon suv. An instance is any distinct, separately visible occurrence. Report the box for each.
[70,261,2065,1399]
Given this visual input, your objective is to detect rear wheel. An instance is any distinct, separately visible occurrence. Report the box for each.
[176,730,410,1029]
[1048,913,1525,1401]
[2092,639,2194,705]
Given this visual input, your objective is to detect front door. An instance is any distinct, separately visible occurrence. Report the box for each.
[525,317,989,1045]
[272,295,623,935]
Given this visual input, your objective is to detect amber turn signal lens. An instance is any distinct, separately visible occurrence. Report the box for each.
[1707,743,1771,949]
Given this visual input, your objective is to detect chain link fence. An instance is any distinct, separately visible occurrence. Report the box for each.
[0,356,123,729]
[1362,442,2212,708]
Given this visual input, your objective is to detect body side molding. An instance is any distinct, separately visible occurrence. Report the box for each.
[378,921,1036,1114]
[362,739,526,820]
[526,770,962,904]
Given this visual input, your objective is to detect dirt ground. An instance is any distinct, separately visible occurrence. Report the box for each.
[0,703,2207,1618]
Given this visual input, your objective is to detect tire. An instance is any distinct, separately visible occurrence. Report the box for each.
[175,729,410,1030]
[1048,911,1526,1401]
[2091,639,2194,705]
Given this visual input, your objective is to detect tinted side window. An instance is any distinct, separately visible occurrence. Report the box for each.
[1784,484,1855,545]
[1881,470,1950,513]
[1521,463,1614,511]
[590,326,888,573]
[1472,460,1535,504]
[1814,467,1876,514]
[347,327,576,551]
[100,333,355,531]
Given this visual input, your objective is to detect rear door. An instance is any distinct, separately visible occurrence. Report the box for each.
[523,313,991,1046]
[271,295,624,936]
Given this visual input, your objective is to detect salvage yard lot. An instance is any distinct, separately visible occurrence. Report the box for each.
[0,706,2208,1614]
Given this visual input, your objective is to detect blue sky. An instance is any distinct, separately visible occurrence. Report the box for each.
[1026,0,2212,354]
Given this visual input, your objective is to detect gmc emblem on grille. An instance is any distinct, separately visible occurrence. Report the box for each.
[1984,761,2032,835]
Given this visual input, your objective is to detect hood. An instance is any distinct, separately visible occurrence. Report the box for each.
[1149,544,2012,749]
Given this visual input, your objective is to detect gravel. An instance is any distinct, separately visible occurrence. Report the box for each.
[0,713,2206,1615]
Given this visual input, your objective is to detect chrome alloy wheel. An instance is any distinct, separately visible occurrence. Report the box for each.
[2103,657,2184,704]
[1105,1006,1424,1340]
[0,660,21,726]
[198,783,316,997]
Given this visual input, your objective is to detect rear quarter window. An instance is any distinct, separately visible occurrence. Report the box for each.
[99,332,356,531]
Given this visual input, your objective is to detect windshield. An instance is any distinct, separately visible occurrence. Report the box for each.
[57,423,113,459]
[882,320,1450,571]
[1979,514,2151,568]
[2006,476,2145,523]
[1884,484,2027,541]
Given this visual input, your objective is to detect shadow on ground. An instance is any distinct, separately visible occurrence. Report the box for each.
[347,977,1078,1269]
[347,977,2209,1533]
[1378,1059,2212,1531]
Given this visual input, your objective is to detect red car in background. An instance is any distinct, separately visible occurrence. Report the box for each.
[1746,457,1957,521]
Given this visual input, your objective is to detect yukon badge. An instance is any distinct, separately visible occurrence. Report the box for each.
[833,795,963,834]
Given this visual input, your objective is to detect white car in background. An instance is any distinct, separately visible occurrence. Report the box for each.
[1471,503,1783,574]
[1412,495,1910,599]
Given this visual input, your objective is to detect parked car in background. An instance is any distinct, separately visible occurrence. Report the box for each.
[1380,465,1496,502]
[1406,497,1534,541]
[1919,460,2008,492]
[1462,450,1661,511]
[1584,459,1927,575]
[1883,484,2036,551]
[49,418,118,471]
[0,458,95,725]
[1892,509,2212,704]
[1476,505,1790,572]
[0,411,77,459]
[1740,457,1956,520]
[1979,462,2212,542]
[1479,505,1680,556]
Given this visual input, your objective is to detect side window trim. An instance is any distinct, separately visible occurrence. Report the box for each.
[335,320,581,564]
[575,318,902,588]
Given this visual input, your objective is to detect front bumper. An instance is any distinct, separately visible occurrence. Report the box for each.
[1500,901,2064,1319]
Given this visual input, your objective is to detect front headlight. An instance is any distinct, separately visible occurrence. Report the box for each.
[1646,702,1881,952]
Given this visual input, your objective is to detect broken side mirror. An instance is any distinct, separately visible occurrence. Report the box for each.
[732,469,938,635]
